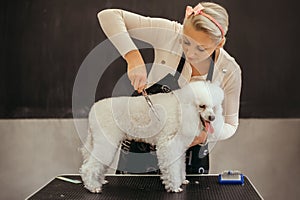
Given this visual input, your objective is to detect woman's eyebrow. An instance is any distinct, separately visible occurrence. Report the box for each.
[182,36,207,48]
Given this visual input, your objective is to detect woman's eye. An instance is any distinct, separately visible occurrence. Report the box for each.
[199,105,206,109]
[197,46,206,52]
[183,40,190,45]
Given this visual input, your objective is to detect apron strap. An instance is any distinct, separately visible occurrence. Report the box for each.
[206,51,215,81]
[174,53,186,80]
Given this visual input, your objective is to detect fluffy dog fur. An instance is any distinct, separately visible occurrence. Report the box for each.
[80,81,224,193]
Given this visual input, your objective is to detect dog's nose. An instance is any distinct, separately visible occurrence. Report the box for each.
[208,115,215,121]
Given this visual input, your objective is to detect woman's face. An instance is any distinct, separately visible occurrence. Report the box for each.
[182,23,218,65]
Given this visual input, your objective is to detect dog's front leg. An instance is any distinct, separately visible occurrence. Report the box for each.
[180,154,189,185]
[157,145,185,192]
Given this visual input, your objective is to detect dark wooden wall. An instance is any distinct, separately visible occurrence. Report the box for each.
[1,0,299,118]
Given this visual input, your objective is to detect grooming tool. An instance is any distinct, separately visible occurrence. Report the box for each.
[142,89,160,121]
[56,176,82,184]
[218,170,244,185]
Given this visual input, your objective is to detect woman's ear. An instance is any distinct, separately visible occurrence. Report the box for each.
[216,37,226,48]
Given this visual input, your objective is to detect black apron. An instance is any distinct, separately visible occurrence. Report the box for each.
[116,52,215,174]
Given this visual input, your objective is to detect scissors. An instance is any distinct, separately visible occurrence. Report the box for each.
[142,89,160,121]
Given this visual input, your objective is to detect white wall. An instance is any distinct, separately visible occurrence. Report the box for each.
[0,119,299,200]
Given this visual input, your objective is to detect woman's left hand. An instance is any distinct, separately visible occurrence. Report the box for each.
[189,130,208,147]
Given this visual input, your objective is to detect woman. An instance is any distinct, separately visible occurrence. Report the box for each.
[97,2,242,174]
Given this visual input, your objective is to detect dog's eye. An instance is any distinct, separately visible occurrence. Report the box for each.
[199,105,206,109]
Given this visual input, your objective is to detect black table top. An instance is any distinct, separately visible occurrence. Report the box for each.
[27,174,263,200]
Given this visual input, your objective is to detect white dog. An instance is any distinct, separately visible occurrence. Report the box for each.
[80,81,224,193]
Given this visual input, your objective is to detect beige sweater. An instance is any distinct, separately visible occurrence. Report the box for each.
[97,9,242,141]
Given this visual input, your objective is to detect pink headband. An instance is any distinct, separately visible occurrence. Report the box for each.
[185,3,224,38]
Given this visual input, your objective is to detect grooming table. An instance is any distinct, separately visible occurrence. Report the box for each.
[26,174,263,200]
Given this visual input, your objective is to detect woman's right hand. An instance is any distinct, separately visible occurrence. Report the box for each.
[125,50,147,93]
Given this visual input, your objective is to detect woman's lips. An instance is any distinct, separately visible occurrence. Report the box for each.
[187,57,195,61]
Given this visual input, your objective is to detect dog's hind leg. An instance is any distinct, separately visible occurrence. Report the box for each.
[80,128,103,193]
[80,152,105,193]
[80,128,93,165]
[80,127,124,193]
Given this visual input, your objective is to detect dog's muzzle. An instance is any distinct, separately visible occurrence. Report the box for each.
[208,115,215,121]
[199,115,215,133]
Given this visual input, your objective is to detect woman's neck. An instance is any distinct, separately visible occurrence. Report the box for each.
[191,59,211,76]
[191,49,220,76]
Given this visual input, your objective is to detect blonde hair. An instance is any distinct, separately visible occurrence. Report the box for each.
[183,2,229,43]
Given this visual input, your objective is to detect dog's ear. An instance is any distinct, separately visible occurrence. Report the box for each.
[202,82,224,106]
[210,84,224,106]
[188,81,206,105]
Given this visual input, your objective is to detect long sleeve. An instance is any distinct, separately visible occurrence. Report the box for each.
[97,9,182,58]
[209,61,242,142]
[221,66,242,140]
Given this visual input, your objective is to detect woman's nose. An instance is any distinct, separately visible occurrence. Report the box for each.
[185,48,195,57]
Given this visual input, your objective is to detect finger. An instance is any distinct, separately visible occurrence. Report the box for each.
[200,131,208,141]
[132,77,140,90]
[128,72,135,87]
[189,141,196,147]
[189,136,200,147]
[137,87,144,94]
[189,131,207,147]
[135,73,146,91]
[189,139,199,147]
[136,79,143,93]
[137,79,147,93]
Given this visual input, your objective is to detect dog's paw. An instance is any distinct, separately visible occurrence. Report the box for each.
[167,187,183,193]
[91,187,102,193]
[84,185,102,193]
[182,180,190,185]
[102,179,109,185]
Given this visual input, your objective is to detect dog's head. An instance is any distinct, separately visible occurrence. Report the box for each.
[187,81,224,129]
